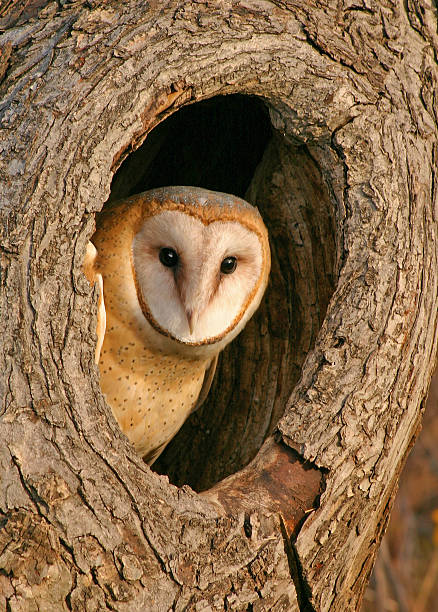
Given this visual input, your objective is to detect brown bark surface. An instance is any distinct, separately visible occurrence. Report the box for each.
[0,1,437,611]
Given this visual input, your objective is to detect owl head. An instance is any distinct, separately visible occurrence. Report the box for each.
[96,187,270,359]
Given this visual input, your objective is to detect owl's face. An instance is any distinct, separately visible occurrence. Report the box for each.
[132,207,269,354]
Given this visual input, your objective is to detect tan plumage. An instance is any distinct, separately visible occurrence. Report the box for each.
[84,187,270,464]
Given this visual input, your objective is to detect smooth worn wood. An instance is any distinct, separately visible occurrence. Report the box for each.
[205,437,323,539]
[1,1,437,611]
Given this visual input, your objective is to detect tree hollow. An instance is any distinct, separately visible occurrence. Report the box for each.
[104,93,337,491]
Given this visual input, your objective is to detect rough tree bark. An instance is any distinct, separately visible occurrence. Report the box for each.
[0,1,437,611]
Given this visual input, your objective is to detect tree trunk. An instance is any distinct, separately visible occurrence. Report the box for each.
[0,1,437,611]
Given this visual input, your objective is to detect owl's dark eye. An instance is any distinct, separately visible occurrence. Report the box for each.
[220,256,237,274]
[159,247,179,268]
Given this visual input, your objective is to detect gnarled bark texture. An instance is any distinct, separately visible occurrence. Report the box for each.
[0,1,437,610]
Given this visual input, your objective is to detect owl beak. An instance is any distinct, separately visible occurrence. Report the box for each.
[186,309,196,335]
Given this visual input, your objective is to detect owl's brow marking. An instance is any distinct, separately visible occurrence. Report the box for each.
[171,243,221,317]
[173,262,188,303]
[209,272,222,306]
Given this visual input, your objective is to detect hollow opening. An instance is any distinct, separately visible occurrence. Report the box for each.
[104,93,337,491]
[109,94,272,202]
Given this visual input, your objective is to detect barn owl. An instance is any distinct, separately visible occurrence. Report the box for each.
[84,186,270,464]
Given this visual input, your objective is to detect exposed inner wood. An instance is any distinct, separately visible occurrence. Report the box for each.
[204,437,324,539]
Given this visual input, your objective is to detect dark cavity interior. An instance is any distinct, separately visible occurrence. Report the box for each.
[109,94,272,201]
[107,94,337,491]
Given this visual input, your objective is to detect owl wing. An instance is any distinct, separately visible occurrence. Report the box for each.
[144,356,218,465]
[83,242,106,365]
[192,354,218,412]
